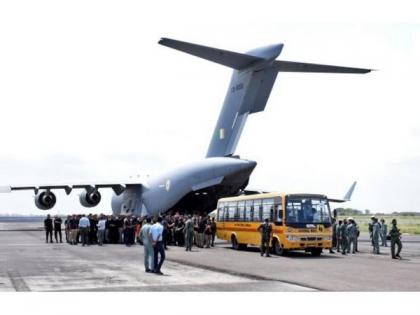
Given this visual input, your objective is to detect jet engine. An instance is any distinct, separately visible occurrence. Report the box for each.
[79,187,101,207]
[35,190,57,210]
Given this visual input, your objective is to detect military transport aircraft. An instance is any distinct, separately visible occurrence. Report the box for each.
[0,38,370,216]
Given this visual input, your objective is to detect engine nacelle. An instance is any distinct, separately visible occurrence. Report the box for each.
[79,188,101,207]
[35,190,57,210]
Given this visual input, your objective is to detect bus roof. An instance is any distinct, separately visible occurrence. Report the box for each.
[218,192,328,203]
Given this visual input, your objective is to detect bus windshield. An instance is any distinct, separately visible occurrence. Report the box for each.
[286,196,331,227]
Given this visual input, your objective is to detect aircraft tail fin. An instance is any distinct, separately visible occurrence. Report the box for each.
[328,181,357,203]
[159,38,371,158]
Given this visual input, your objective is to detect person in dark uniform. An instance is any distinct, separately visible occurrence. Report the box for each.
[44,214,53,243]
[108,216,119,244]
[330,218,337,254]
[390,219,402,259]
[53,215,63,243]
[257,218,272,257]
[210,217,217,247]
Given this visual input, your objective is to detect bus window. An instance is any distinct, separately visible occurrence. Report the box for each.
[245,200,253,221]
[253,199,262,222]
[217,202,225,221]
[223,203,229,221]
[237,201,245,222]
[228,202,237,222]
[262,198,274,221]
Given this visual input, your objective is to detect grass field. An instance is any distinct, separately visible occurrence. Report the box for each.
[337,215,420,235]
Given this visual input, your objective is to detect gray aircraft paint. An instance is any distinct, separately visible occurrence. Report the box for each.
[0,38,370,216]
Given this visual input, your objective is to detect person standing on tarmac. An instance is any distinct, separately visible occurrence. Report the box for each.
[380,218,388,247]
[140,217,154,272]
[151,216,165,275]
[257,218,272,257]
[389,219,402,259]
[53,215,63,243]
[210,217,217,247]
[336,220,342,253]
[340,219,349,255]
[331,218,337,253]
[78,214,90,246]
[347,218,357,254]
[371,217,381,254]
[184,215,194,251]
[44,214,53,243]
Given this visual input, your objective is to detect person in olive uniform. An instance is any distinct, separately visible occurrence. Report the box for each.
[257,218,272,257]
[390,219,402,259]
[372,217,381,254]
[380,218,388,247]
[44,214,53,243]
[340,219,349,255]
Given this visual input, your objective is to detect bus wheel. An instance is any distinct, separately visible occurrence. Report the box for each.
[310,248,322,256]
[272,239,284,256]
[231,235,239,250]
[238,244,247,250]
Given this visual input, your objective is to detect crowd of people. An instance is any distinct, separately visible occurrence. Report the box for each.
[44,212,403,274]
[43,212,217,275]
[43,212,217,249]
[331,215,403,259]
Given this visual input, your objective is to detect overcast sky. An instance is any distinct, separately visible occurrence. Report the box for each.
[0,0,419,215]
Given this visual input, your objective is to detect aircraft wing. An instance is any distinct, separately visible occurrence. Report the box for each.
[0,181,143,196]
[274,60,371,73]
[328,181,357,203]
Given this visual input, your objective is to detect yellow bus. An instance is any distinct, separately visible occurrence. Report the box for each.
[216,192,333,256]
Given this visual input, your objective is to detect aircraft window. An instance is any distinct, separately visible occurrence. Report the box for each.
[253,199,262,222]
[237,201,245,222]
[245,200,253,221]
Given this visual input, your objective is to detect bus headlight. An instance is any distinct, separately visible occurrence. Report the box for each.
[287,235,299,241]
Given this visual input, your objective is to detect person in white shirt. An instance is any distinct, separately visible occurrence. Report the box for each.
[78,214,90,246]
[140,217,154,272]
[96,215,107,246]
[150,216,165,275]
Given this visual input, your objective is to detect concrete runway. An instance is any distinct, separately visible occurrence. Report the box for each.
[0,228,419,291]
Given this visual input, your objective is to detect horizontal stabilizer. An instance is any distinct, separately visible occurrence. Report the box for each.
[158,38,263,70]
[274,60,371,73]
[328,181,357,203]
